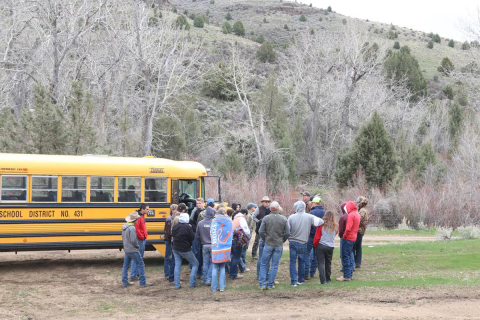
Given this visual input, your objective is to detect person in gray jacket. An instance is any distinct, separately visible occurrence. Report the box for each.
[287,201,324,286]
[258,201,290,290]
[196,206,216,285]
[121,212,153,288]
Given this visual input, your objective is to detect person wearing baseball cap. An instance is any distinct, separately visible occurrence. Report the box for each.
[121,212,153,288]
[300,191,312,213]
[251,196,271,260]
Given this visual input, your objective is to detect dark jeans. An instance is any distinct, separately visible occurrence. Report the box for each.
[340,238,355,279]
[252,232,261,258]
[164,240,172,277]
[192,238,203,277]
[130,239,145,278]
[305,237,318,277]
[353,233,364,266]
[315,244,334,284]
[256,239,270,279]
[168,245,176,282]
[230,244,244,279]
[122,251,147,287]
[289,240,307,285]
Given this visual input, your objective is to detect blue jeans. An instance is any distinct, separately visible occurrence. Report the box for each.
[122,251,147,286]
[211,262,226,292]
[240,242,248,270]
[259,244,283,288]
[202,245,213,284]
[168,248,175,282]
[256,238,268,279]
[354,233,364,266]
[305,237,318,277]
[340,238,355,279]
[164,240,172,277]
[130,239,146,278]
[173,250,199,288]
[230,244,244,278]
[289,240,307,285]
[192,238,203,277]
[339,239,355,270]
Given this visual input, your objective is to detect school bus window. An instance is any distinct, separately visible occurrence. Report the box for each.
[62,176,87,202]
[118,177,141,202]
[179,180,197,201]
[90,176,114,202]
[1,175,28,202]
[145,177,167,202]
[32,176,58,202]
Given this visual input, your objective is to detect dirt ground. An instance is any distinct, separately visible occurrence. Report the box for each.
[0,234,479,320]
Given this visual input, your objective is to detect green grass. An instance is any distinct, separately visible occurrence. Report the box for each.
[367,229,437,236]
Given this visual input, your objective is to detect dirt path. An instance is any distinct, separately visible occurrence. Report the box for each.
[0,235,478,319]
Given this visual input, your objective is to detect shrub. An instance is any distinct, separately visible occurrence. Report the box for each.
[309,3,312,7]
[222,21,232,34]
[310,28,315,35]
[387,30,398,39]
[183,10,188,15]
[189,13,195,20]
[256,41,277,63]
[437,57,455,75]
[255,34,265,44]
[432,33,441,43]
[284,24,289,30]
[327,6,332,12]
[233,21,245,36]
[210,0,215,4]
[319,17,323,21]
[461,41,470,50]
[374,198,400,229]
[201,62,237,101]
[471,40,480,47]
[448,39,454,48]
[400,45,411,54]
[299,15,307,22]
[443,86,454,100]
[263,17,268,23]
[175,15,190,30]
[173,7,177,13]
[427,40,434,49]
[342,18,347,25]
[226,12,232,20]
[436,227,453,240]
[393,41,400,49]
[457,226,480,239]
[194,16,204,28]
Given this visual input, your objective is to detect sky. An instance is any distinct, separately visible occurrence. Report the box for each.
[298,0,478,41]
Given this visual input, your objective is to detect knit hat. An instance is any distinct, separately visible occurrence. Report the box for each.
[247,203,257,210]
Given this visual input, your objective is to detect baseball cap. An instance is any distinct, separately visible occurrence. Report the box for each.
[206,198,215,205]
[301,191,311,197]
[312,197,322,203]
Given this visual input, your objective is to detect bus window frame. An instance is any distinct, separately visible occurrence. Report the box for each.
[144,177,168,203]
[117,176,141,203]
[90,176,115,203]
[31,175,59,203]
[61,176,87,203]
[0,175,28,203]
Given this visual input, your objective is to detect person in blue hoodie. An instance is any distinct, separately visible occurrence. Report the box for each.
[304,197,325,280]
[195,206,216,285]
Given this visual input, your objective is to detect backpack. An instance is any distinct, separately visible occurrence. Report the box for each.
[233,228,250,246]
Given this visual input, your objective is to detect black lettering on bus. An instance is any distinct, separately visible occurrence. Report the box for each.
[61,210,69,217]
[74,210,83,217]
[0,210,23,218]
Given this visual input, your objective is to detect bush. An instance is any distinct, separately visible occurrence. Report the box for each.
[393,41,400,49]
[461,41,471,50]
[342,18,347,25]
[183,10,188,15]
[436,227,453,240]
[427,40,434,49]
[201,62,237,101]
[194,16,204,28]
[327,6,332,12]
[457,226,480,239]
[400,45,411,54]
[448,39,454,48]
[175,15,190,30]
[189,13,195,20]
[173,7,177,13]
[374,198,400,229]
[233,21,245,36]
[222,21,232,34]
[319,17,323,21]
[256,41,277,63]
[310,28,315,35]
[226,12,232,20]
[284,24,289,30]
[299,15,307,22]
[437,57,455,75]
[432,34,441,43]
[263,17,268,23]
[387,30,398,39]
[443,86,454,99]
[254,34,265,44]
[210,0,215,4]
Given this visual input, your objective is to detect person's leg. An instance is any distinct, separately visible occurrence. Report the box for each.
[340,239,350,278]
[202,245,211,284]
[310,244,318,277]
[122,253,133,287]
[164,240,172,278]
[297,242,306,283]
[219,263,226,291]
[256,239,265,279]
[239,244,247,271]
[304,238,313,278]
[241,242,248,264]
[267,246,283,288]
[325,247,334,282]
[211,263,219,292]
[289,241,298,285]
[316,244,327,284]
[339,238,343,270]
[182,250,199,287]
[259,244,274,288]
[354,233,364,267]
[131,251,148,286]
[251,232,260,258]
[173,250,183,288]
[131,239,146,278]
[343,240,355,279]
[169,250,175,283]
[230,244,242,279]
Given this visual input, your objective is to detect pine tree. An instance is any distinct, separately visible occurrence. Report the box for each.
[256,41,276,63]
[335,112,397,189]
[448,39,455,48]
[67,81,97,155]
[449,102,463,150]
[437,57,455,76]
[225,12,232,20]
[233,21,245,36]
[222,21,232,34]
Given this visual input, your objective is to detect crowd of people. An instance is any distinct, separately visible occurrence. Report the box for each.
[121,192,369,291]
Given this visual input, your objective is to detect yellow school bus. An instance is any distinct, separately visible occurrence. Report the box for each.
[0,153,220,256]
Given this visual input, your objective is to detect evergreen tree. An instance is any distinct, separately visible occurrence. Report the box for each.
[222,21,232,34]
[225,12,232,20]
[437,57,455,75]
[442,86,454,100]
[256,41,276,63]
[449,102,463,150]
[448,39,455,48]
[432,34,441,43]
[233,21,245,36]
[201,62,237,101]
[335,112,397,189]
[461,41,471,50]
[176,15,190,30]
[194,16,204,28]
[427,40,434,49]
[67,81,97,155]
[299,15,307,22]
[384,49,427,102]
[327,6,332,12]
[393,41,400,49]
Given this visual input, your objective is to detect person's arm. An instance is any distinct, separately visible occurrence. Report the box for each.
[188,225,195,242]
[195,223,201,241]
[239,217,250,236]
[130,227,139,249]
[165,219,172,239]
[190,207,197,222]
[252,207,260,223]
[283,219,290,243]
[312,216,324,227]
[258,219,266,241]
[313,225,323,248]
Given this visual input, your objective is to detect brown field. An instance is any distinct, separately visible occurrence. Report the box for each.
[0,234,479,320]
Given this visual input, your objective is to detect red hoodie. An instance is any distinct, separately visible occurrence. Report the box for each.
[135,214,148,241]
[343,201,360,242]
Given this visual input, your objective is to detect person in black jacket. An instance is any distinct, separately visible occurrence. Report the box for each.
[172,212,199,289]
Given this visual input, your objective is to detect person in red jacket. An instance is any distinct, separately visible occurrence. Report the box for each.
[130,203,149,281]
[337,201,360,282]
